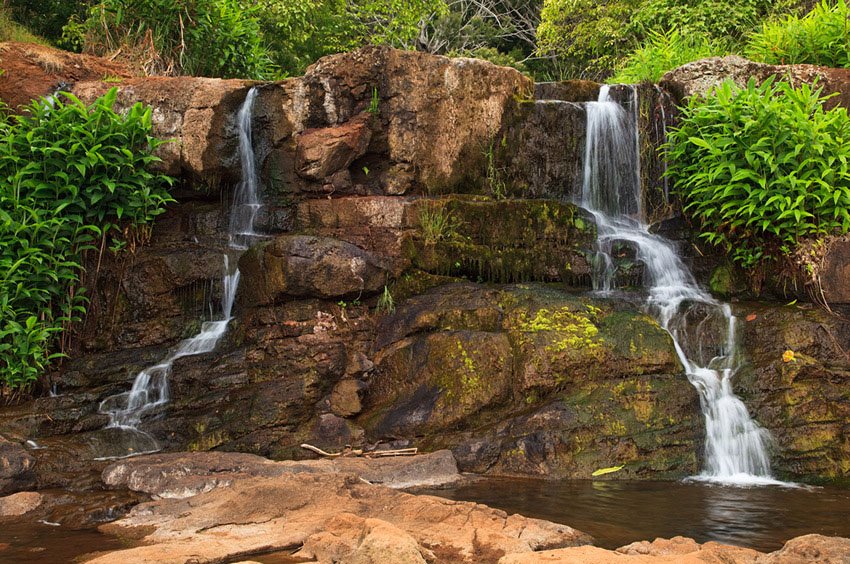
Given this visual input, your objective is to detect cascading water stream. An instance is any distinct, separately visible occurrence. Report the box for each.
[581,86,784,485]
[96,87,261,458]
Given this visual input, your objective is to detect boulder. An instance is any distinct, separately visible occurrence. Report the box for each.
[238,234,390,306]
[90,471,591,563]
[0,42,132,111]
[295,113,372,180]
[0,491,41,516]
[72,77,255,180]
[0,437,35,495]
[661,56,850,110]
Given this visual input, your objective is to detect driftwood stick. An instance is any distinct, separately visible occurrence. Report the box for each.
[366,448,418,458]
[301,444,418,458]
[300,443,341,457]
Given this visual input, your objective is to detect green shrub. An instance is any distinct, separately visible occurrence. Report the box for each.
[628,0,783,42]
[747,0,850,67]
[83,0,274,78]
[665,77,850,269]
[537,0,639,79]
[0,88,173,390]
[612,29,723,83]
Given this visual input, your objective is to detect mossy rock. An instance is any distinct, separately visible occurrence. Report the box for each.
[362,282,700,479]
[404,197,595,286]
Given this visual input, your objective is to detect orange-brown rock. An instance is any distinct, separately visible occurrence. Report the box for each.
[72,77,255,179]
[0,491,41,516]
[101,450,463,497]
[499,534,850,564]
[88,470,591,563]
[296,113,372,180]
[0,42,132,111]
[757,534,850,564]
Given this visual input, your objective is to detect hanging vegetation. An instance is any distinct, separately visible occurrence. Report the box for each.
[0,89,174,390]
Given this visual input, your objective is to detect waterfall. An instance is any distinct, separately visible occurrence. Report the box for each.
[581,86,784,486]
[95,87,261,459]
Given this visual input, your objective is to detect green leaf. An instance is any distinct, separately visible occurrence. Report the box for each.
[592,465,625,477]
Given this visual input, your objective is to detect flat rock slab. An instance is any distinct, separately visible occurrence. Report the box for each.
[90,471,591,563]
[498,534,850,564]
[102,449,462,498]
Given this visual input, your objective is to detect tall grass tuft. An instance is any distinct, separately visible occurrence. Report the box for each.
[612,29,725,83]
[747,0,850,67]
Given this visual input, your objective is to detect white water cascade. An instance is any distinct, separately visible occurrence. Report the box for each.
[581,86,784,485]
[95,87,261,459]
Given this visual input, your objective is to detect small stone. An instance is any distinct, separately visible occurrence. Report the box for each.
[330,379,363,417]
[0,492,42,516]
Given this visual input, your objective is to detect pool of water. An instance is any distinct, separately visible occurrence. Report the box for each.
[422,478,850,552]
[0,521,127,563]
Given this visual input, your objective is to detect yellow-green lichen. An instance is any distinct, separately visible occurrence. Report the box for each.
[515,304,603,353]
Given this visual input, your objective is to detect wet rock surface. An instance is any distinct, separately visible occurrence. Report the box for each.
[365,283,699,479]
[735,303,850,484]
[0,436,36,495]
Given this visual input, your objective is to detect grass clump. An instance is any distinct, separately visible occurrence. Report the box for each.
[612,29,723,83]
[0,88,174,390]
[376,285,396,314]
[0,8,49,44]
[747,0,850,68]
[419,202,461,245]
[80,0,275,78]
[666,77,850,272]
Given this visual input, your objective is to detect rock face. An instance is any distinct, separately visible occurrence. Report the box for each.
[238,234,391,306]
[1,41,849,490]
[62,45,532,200]
[734,303,850,484]
[89,464,591,564]
[364,284,699,479]
[819,235,850,304]
[72,77,255,180]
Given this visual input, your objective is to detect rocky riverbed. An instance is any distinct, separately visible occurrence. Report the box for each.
[3,450,849,563]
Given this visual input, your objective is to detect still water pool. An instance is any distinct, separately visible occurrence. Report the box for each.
[422,478,850,552]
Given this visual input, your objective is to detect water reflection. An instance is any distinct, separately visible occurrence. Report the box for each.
[423,479,850,552]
